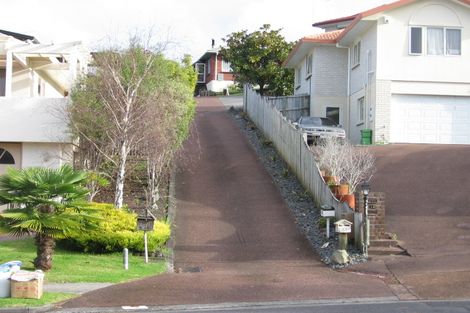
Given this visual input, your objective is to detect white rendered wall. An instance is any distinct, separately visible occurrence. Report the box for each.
[206,80,234,93]
[0,97,70,143]
[22,142,72,168]
[376,0,470,88]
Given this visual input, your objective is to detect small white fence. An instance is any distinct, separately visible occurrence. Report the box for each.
[243,86,363,244]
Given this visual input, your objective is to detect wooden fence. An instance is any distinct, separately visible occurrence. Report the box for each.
[244,86,363,246]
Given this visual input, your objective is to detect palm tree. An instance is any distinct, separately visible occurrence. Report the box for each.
[0,165,96,271]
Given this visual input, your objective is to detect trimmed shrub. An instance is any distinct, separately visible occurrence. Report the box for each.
[58,203,170,253]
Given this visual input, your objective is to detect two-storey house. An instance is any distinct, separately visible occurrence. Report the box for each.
[194,40,235,95]
[284,0,470,144]
[0,29,89,175]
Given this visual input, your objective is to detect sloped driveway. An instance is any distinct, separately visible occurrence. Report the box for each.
[366,144,470,299]
[61,97,393,309]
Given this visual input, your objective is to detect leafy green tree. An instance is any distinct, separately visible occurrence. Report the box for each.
[220,24,294,96]
[0,165,97,271]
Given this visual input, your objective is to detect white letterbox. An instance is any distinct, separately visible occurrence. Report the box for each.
[321,209,335,217]
[334,219,352,233]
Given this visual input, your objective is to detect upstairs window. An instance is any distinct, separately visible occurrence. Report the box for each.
[222,60,232,72]
[352,41,361,67]
[409,26,461,56]
[410,27,423,54]
[295,67,302,89]
[195,63,206,83]
[306,54,313,77]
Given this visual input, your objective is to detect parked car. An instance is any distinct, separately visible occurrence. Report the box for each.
[293,116,346,145]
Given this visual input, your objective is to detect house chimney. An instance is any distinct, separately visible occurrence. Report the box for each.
[211,39,215,49]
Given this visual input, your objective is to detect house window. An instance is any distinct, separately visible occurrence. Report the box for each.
[358,97,365,123]
[195,63,206,83]
[0,69,5,96]
[295,67,301,89]
[410,27,423,54]
[352,41,361,67]
[326,107,340,125]
[409,26,461,56]
[306,54,313,78]
[0,148,15,164]
[222,60,232,72]
[446,29,461,55]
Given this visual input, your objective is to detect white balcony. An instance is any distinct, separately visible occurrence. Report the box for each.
[0,97,71,143]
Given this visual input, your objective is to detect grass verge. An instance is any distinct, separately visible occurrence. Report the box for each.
[0,238,168,308]
[0,238,167,283]
[0,293,75,308]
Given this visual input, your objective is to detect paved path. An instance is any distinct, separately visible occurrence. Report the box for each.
[60,97,393,309]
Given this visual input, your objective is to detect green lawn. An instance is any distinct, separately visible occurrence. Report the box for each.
[0,238,168,308]
[0,238,167,283]
[0,293,75,308]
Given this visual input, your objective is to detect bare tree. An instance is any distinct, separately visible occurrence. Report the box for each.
[69,39,196,208]
[342,145,375,193]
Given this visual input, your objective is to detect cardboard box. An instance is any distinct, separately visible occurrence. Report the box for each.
[10,271,44,299]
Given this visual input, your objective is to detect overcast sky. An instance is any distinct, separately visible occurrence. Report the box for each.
[2,0,393,62]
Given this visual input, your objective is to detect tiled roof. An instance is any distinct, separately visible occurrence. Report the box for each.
[303,30,344,44]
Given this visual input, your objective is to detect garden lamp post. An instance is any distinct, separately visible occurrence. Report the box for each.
[362,182,370,258]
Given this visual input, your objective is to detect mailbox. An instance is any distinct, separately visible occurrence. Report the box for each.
[321,209,335,218]
[137,209,156,231]
[334,219,352,233]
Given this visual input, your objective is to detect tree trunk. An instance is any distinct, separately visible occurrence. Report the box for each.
[114,140,128,208]
[34,233,55,271]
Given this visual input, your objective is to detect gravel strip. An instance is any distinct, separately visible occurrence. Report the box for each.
[228,107,367,268]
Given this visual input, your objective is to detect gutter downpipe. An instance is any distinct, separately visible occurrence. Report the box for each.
[336,42,351,140]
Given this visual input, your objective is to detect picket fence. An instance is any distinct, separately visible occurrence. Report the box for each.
[243,86,363,245]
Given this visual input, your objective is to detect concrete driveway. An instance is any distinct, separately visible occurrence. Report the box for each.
[358,144,470,299]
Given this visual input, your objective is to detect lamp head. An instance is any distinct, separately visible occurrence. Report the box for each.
[362,182,370,195]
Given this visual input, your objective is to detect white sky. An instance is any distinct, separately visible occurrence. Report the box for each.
[2,0,393,62]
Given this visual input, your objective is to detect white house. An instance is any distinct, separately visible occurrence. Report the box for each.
[284,0,470,145]
[0,29,89,176]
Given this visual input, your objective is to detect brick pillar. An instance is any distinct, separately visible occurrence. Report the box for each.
[355,192,386,240]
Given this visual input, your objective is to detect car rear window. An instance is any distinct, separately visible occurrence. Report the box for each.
[320,118,337,126]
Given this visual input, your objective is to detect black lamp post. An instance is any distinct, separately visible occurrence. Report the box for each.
[361,182,370,257]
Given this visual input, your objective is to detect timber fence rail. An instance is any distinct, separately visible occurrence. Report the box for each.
[244,86,363,245]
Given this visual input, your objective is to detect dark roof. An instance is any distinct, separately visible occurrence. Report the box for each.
[0,29,39,43]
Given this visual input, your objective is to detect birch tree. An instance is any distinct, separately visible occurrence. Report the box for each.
[69,41,195,208]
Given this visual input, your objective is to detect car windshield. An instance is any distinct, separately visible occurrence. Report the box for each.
[300,117,337,126]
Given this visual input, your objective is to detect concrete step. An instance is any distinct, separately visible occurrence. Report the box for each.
[369,239,399,247]
[368,245,406,256]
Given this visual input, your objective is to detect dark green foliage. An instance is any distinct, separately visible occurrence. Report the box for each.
[220,24,294,96]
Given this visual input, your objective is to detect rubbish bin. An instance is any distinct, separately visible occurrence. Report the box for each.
[0,261,22,298]
[360,129,373,145]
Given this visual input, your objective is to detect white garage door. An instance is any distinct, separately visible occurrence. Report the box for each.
[390,95,470,144]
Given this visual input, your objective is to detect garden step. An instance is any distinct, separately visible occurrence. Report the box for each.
[368,245,406,256]
[369,239,399,248]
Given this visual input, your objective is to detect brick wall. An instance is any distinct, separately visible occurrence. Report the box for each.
[374,79,391,143]
[355,191,386,240]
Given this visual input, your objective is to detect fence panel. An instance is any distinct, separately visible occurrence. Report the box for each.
[243,86,360,245]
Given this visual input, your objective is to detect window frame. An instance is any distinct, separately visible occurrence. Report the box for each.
[357,97,365,124]
[295,67,302,89]
[221,60,232,72]
[409,26,461,56]
[195,63,206,83]
[305,53,313,78]
[351,41,361,68]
